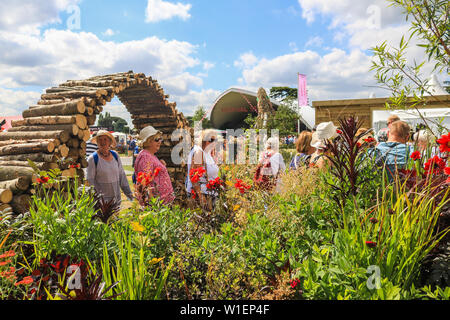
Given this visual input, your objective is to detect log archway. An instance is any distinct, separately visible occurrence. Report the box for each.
[0,71,190,213]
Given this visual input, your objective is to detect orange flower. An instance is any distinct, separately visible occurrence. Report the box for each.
[0,250,15,259]
[14,276,33,286]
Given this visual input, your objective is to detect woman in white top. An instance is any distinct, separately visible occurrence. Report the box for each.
[87,130,133,206]
[258,137,286,193]
[186,129,220,208]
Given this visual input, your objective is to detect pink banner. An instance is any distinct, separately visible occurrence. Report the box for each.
[298,73,308,107]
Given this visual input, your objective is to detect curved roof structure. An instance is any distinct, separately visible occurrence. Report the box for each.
[209,88,281,130]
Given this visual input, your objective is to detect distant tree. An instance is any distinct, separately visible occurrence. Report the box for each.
[191,106,212,129]
[269,87,298,101]
[266,102,299,137]
[98,112,130,133]
[186,116,194,127]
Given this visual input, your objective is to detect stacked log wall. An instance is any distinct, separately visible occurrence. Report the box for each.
[0,71,191,214]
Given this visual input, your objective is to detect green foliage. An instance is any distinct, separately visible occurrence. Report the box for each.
[266,103,299,137]
[28,182,112,262]
[191,106,212,129]
[98,112,130,133]
[269,87,298,101]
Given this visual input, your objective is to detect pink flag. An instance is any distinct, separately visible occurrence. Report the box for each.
[298,73,308,107]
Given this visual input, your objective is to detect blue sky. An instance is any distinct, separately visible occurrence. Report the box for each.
[0,0,447,127]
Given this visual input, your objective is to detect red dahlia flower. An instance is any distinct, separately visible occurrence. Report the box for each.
[36,176,49,184]
[436,133,450,153]
[410,151,421,161]
[444,167,450,175]
[424,156,446,175]
[189,167,206,183]
[364,137,376,143]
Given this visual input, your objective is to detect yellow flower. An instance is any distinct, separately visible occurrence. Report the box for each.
[130,221,145,233]
[150,257,164,265]
[225,181,233,187]
[233,205,240,211]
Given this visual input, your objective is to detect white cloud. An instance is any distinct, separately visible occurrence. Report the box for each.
[289,42,298,52]
[0,87,41,116]
[236,49,385,102]
[0,0,81,34]
[172,88,222,116]
[145,0,192,23]
[203,61,215,71]
[234,52,259,69]
[102,28,116,36]
[305,36,323,48]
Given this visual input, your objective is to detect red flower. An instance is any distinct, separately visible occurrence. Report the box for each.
[189,167,206,184]
[436,133,450,153]
[290,278,301,289]
[0,260,11,266]
[336,129,342,134]
[154,167,161,177]
[206,177,224,191]
[445,167,450,175]
[14,276,33,286]
[356,142,362,148]
[364,137,376,143]
[410,151,421,161]
[369,217,378,224]
[69,164,81,169]
[36,176,49,184]
[365,241,377,248]
[234,179,251,194]
[424,156,446,175]
[191,189,197,199]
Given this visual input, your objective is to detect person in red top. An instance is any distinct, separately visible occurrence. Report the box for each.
[134,126,175,205]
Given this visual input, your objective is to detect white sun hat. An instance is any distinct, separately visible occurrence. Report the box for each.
[139,125,162,144]
[315,121,339,140]
[310,132,326,149]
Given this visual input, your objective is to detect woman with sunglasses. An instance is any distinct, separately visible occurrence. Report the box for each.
[186,129,220,209]
[134,125,175,205]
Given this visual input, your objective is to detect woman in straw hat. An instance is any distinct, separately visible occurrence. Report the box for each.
[87,130,134,206]
[134,125,175,205]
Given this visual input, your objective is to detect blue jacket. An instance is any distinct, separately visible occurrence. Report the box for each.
[369,142,410,181]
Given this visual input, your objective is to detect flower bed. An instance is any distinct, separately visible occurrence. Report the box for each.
[1,119,449,300]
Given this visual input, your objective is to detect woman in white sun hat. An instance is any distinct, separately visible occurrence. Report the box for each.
[134,125,175,205]
[309,121,338,169]
[87,130,134,206]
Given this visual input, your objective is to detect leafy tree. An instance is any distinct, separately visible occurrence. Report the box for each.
[370,0,449,132]
[269,87,298,101]
[191,106,212,129]
[98,112,130,133]
[266,102,299,137]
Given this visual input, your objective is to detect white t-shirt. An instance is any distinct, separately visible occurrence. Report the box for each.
[186,145,219,195]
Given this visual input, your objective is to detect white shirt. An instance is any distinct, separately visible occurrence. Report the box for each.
[186,145,219,195]
[258,151,286,193]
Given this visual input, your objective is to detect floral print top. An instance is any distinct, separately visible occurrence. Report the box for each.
[134,150,175,205]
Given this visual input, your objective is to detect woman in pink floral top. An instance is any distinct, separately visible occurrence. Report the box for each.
[134,126,175,205]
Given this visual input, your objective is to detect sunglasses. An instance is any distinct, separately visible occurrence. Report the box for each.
[209,138,216,142]
[154,138,163,142]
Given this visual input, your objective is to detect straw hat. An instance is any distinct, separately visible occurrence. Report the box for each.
[139,125,162,145]
[92,130,116,148]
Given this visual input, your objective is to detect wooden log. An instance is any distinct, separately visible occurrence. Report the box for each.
[45,86,109,96]
[11,115,87,129]
[0,189,13,204]
[41,90,104,100]
[67,138,80,148]
[56,145,69,158]
[85,107,94,116]
[87,115,96,126]
[0,131,70,143]
[82,130,91,142]
[0,141,55,156]
[0,166,34,181]
[11,194,32,214]
[0,139,56,148]
[0,177,30,194]
[7,124,79,136]
[0,204,12,213]
[0,153,56,163]
[0,160,55,171]
[37,99,70,105]
[23,100,86,118]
